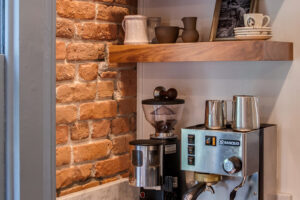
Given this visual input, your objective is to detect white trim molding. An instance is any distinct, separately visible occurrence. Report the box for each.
[0,55,5,200]
[5,0,56,199]
[137,0,145,139]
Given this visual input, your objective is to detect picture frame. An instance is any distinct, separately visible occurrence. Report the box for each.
[209,0,258,41]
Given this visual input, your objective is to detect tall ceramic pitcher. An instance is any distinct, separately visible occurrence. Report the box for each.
[122,15,149,44]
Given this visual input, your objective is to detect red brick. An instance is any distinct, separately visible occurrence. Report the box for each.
[56,64,75,81]
[56,146,71,167]
[73,83,97,102]
[92,120,111,138]
[95,154,129,177]
[56,125,69,145]
[98,81,114,98]
[77,23,117,40]
[97,5,129,23]
[115,0,137,6]
[112,134,134,154]
[56,18,75,38]
[73,140,112,163]
[79,63,98,81]
[56,105,77,124]
[57,0,95,19]
[95,0,113,3]
[56,164,93,189]
[118,98,136,114]
[129,116,136,131]
[121,171,129,178]
[101,177,119,184]
[56,84,73,103]
[71,122,89,140]
[117,69,137,97]
[111,117,130,135]
[108,63,136,68]
[117,25,125,43]
[100,71,118,79]
[80,101,117,120]
[56,41,66,60]
[56,83,97,103]
[66,43,105,61]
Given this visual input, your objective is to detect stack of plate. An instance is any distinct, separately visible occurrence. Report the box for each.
[234,27,272,40]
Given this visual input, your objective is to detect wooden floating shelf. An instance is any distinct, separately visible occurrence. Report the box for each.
[108,41,293,63]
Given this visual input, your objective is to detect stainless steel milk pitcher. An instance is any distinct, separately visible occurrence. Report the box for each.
[232,95,260,132]
[205,100,227,130]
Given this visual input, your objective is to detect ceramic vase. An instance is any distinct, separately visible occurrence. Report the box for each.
[181,17,199,43]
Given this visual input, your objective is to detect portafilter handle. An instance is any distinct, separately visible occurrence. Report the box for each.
[229,176,247,200]
[182,182,207,200]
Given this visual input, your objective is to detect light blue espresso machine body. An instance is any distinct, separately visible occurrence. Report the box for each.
[181,124,277,200]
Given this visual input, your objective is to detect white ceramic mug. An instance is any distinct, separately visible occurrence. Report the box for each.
[244,13,271,28]
[122,15,149,44]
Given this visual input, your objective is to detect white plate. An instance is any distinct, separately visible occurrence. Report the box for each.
[235,32,272,35]
[235,35,272,40]
[235,29,272,33]
[234,27,271,31]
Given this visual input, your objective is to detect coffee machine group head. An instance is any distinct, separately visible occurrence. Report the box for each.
[129,86,184,200]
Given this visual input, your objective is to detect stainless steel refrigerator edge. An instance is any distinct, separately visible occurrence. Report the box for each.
[181,125,277,200]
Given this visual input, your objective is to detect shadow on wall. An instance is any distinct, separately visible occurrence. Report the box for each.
[143,60,292,123]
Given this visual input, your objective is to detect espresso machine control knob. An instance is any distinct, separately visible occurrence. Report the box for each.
[223,157,242,174]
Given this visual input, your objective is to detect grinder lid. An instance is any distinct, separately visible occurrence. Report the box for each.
[129,139,163,146]
[142,99,185,105]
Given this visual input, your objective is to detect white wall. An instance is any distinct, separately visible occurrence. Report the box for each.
[138,0,299,198]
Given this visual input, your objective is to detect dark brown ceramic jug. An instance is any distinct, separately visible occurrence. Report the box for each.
[181,17,199,42]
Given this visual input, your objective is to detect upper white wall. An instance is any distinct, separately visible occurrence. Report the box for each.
[138,0,299,198]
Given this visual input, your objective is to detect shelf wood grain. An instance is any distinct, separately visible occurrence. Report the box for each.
[108,41,293,63]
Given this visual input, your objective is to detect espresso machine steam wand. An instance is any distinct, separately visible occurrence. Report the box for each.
[230,176,247,200]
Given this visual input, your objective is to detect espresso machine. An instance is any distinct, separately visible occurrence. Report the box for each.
[181,124,277,200]
[129,87,185,200]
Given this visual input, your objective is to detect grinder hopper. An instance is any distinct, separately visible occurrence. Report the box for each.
[142,98,184,138]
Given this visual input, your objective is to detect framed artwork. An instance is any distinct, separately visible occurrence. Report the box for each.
[209,0,258,41]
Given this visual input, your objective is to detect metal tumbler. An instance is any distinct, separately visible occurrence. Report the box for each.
[232,95,260,132]
[205,100,227,130]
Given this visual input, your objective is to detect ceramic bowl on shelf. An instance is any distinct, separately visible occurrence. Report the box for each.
[155,26,180,43]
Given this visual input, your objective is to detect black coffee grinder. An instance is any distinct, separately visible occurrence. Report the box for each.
[129,87,185,200]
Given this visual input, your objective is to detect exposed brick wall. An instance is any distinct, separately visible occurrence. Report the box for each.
[55,0,137,197]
